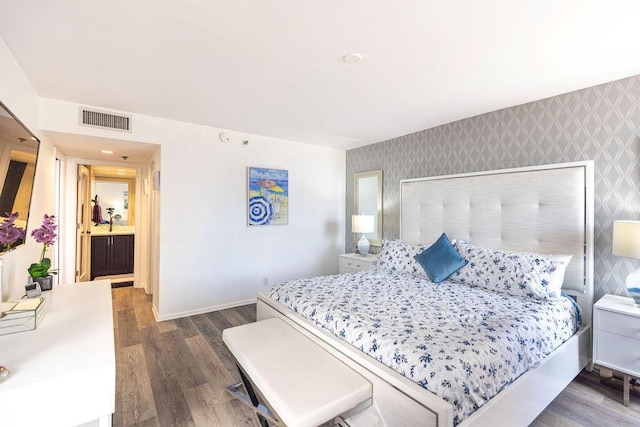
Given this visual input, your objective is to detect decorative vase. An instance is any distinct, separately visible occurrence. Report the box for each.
[34,275,53,291]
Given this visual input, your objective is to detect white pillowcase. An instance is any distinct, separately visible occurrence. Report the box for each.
[542,254,573,297]
[451,240,571,300]
[374,239,429,278]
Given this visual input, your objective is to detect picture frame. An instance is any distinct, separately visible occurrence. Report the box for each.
[247,167,289,226]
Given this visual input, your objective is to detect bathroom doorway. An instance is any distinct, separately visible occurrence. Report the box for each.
[78,165,137,287]
[52,135,160,310]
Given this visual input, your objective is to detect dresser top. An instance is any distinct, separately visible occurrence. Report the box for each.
[0,280,115,425]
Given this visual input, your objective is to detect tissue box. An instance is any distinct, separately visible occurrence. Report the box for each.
[0,296,48,336]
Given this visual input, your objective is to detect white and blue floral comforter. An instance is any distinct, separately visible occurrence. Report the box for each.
[267,270,580,425]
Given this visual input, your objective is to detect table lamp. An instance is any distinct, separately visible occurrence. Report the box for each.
[612,220,640,304]
[352,214,374,256]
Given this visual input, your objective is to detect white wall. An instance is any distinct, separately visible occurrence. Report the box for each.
[0,38,57,299]
[40,98,346,320]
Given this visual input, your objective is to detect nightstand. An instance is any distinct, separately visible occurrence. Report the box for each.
[339,253,378,273]
[593,294,640,405]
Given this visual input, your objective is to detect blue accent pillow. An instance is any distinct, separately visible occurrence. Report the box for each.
[414,233,468,283]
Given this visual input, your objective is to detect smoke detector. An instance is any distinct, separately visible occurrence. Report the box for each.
[342,52,364,64]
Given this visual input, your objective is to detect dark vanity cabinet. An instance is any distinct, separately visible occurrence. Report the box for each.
[90,234,134,280]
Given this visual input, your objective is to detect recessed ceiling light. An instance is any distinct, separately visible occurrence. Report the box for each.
[342,52,363,65]
[101,150,113,154]
[117,172,125,175]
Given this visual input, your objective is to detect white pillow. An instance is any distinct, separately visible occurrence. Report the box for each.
[451,240,569,300]
[374,239,429,278]
[543,254,573,297]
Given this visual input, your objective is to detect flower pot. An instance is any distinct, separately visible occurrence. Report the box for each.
[34,275,53,291]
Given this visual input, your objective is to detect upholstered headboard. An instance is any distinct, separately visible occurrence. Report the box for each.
[400,161,594,327]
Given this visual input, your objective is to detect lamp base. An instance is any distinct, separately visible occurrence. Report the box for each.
[625,268,640,305]
[625,267,640,304]
[357,236,370,257]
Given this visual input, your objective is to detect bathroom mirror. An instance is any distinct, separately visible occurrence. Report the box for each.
[0,101,40,254]
[354,170,382,247]
[92,176,135,228]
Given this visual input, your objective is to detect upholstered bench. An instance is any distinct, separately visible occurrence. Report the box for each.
[222,317,373,427]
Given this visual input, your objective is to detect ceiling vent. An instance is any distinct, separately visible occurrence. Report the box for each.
[78,107,132,132]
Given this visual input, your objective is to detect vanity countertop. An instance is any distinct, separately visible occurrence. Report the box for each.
[91,225,135,236]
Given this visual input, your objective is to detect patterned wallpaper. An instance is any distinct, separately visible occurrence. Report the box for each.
[346,75,640,300]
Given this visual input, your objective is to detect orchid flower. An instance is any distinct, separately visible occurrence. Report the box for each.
[0,212,26,251]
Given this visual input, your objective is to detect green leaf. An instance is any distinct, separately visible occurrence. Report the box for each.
[28,257,54,278]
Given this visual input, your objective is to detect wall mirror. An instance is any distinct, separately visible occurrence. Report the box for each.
[354,170,382,246]
[0,101,40,254]
[92,175,136,229]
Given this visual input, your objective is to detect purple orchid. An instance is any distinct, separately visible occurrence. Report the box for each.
[31,214,57,247]
[0,212,26,250]
[28,214,58,278]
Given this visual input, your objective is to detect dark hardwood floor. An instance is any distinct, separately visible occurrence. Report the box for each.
[112,287,640,427]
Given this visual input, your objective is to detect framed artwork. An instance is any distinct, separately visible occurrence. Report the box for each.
[247,167,289,226]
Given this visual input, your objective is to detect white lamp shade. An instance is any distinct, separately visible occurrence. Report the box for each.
[613,220,640,259]
[352,215,374,234]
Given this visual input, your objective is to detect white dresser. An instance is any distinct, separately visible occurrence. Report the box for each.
[0,280,115,426]
[593,294,640,405]
[339,253,378,273]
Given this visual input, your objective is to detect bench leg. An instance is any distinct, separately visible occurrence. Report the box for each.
[238,366,271,427]
[226,364,282,426]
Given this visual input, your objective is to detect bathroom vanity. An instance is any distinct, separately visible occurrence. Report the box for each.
[90,228,135,280]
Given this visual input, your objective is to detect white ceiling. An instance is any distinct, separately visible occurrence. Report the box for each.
[45,131,159,164]
[1,1,640,150]
[91,165,137,179]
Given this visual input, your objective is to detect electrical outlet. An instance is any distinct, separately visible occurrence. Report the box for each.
[262,277,269,287]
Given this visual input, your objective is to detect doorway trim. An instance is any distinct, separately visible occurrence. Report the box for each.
[58,156,152,294]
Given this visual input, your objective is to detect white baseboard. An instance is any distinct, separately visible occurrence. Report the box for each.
[154,297,258,322]
[134,282,150,294]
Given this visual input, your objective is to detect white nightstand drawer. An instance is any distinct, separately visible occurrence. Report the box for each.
[596,330,640,376]
[598,310,640,339]
[339,257,371,271]
[339,254,377,273]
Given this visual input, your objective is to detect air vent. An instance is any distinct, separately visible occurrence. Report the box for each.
[79,107,132,132]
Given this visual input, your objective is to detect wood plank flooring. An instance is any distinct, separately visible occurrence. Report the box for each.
[112,287,640,427]
[112,287,256,427]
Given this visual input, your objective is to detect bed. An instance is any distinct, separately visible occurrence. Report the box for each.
[257,161,594,426]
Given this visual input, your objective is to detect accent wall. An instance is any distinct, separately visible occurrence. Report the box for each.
[347,75,640,300]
